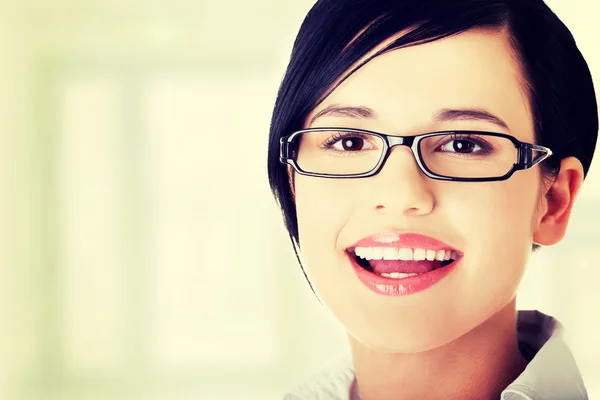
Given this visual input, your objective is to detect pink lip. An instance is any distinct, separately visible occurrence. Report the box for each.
[346,232,462,296]
[349,232,460,253]
[348,252,460,296]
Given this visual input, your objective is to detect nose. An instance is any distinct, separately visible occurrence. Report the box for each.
[368,145,435,216]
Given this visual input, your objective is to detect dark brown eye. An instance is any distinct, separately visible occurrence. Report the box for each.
[437,138,483,154]
[451,139,476,153]
[321,132,378,153]
[339,137,365,151]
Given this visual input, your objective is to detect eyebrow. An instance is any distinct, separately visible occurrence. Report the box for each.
[308,104,510,130]
[308,104,376,125]
[435,108,509,130]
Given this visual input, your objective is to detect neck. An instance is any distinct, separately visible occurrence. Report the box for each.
[351,299,529,400]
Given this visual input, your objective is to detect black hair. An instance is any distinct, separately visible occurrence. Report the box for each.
[267,0,598,281]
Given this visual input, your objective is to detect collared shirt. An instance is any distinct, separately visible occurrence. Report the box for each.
[283,310,588,399]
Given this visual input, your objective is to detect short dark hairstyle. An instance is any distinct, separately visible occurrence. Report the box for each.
[267,0,598,268]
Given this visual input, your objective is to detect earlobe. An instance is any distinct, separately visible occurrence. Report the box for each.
[533,157,584,246]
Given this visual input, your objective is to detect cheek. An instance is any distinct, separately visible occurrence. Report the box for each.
[294,177,357,272]
[295,176,351,238]
[447,175,539,294]
[411,167,542,254]
[469,176,539,235]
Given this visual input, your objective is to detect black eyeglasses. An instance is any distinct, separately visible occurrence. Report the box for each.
[279,128,553,182]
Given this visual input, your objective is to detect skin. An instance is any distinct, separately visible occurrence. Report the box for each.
[288,27,584,399]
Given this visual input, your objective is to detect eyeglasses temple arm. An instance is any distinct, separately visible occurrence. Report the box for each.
[279,138,288,163]
[519,144,553,169]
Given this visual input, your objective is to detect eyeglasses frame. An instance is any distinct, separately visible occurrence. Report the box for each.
[279,128,553,182]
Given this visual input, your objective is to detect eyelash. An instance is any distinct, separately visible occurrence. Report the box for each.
[321,131,371,148]
[322,132,491,149]
[442,133,493,153]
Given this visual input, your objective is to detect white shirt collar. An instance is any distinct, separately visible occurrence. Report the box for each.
[500,310,588,399]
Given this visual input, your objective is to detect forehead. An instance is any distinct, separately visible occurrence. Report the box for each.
[306,29,533,138]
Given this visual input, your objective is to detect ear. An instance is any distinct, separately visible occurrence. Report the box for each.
[533,157,585,246]
[287,165,296,201]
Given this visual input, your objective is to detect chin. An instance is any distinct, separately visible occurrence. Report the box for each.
[349,331,452,354]
[345,317,459,354]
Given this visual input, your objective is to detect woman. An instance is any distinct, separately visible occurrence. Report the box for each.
[267,0,598,399]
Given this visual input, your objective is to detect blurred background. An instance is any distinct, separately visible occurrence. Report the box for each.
[0,0,598,399]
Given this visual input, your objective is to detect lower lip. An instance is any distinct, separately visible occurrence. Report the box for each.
[348,254,459,296]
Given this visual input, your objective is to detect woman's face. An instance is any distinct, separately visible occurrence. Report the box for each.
[293,28,548,352]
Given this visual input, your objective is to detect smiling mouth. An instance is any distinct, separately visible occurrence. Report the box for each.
[348,248,457,277]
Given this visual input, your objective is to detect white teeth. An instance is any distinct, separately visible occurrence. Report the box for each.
[436,250,445,261]
[383,248,399,260]
[381,272,420,279]
[426,249,436,261]
[413,248,427,261]
[354,246,459,261]
[355,247,365,259]
[398,248,413,261]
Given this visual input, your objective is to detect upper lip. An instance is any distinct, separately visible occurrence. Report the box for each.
[348,232,461,253]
